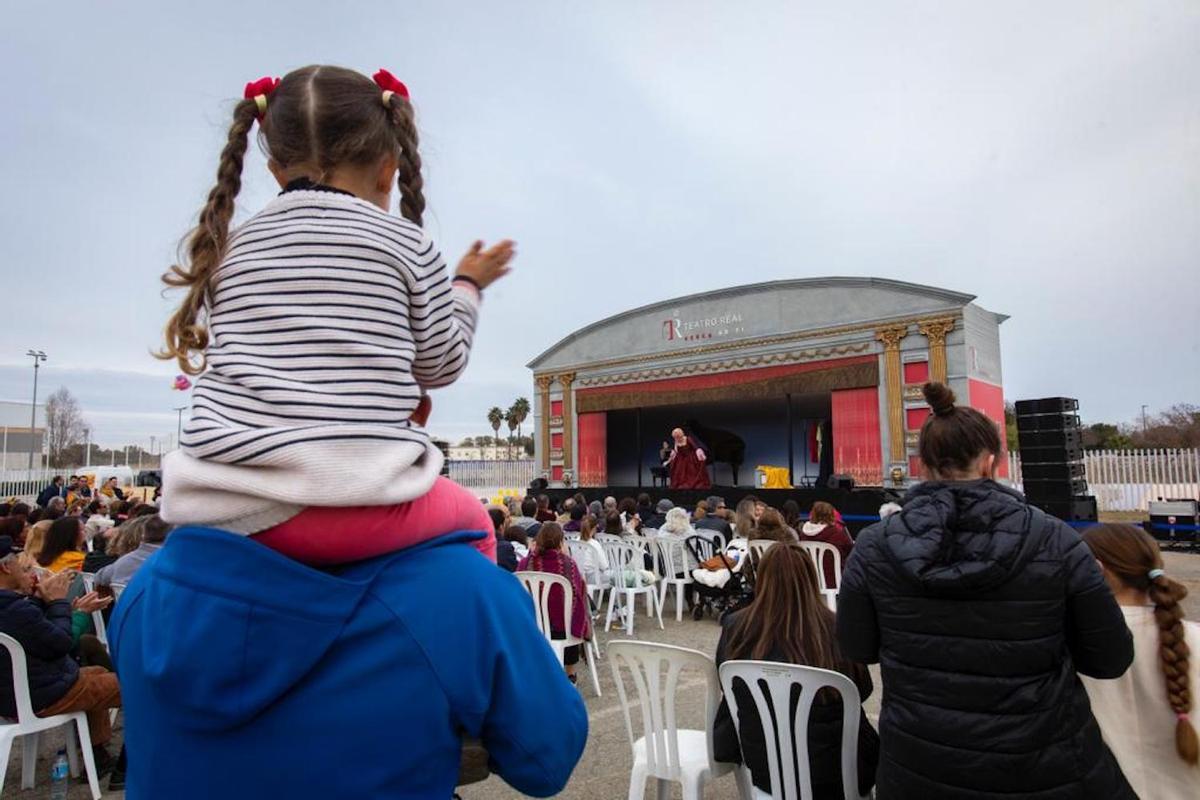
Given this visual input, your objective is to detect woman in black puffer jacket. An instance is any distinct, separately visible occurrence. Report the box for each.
[837,383,1135,799]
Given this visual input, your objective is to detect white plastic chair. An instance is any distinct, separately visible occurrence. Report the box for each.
[514,571,602,697]
[718,660,869,800]
[602,542,663,635]
[655,538,694,622]
[746,539,776,562]
[608,641,734,800]
[77,574,108,648]
[0,634,102,799]
[799,542,841,612]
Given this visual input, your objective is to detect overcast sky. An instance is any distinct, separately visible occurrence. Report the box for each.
[1,1,1196,448]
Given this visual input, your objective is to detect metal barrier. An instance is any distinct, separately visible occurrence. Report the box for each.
[1009,448,1200,512]
[446,460,537,490]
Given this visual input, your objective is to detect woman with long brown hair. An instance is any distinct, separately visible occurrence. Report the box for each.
[1080,524,1198,797]
[713,543,878,797]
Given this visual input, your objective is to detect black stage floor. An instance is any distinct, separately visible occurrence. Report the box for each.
[542,486,901,537]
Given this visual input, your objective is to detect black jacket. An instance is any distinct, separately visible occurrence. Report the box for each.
[836,480,1135,799]
[36,483,62,508]
[0,590,79,716]
[495,539,517,573]
[695,516,733,542]
[714,610,879,798]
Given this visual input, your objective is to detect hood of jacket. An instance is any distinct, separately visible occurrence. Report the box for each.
[879,479,1046,593]
[109,525,483,733]
[800,521,827,536]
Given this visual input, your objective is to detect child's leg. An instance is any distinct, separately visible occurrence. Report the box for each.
[254,477,496,566]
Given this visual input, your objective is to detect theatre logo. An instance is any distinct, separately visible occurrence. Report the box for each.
[662,311,746,343]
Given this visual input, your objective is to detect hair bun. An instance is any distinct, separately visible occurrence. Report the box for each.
[923,382,957,416]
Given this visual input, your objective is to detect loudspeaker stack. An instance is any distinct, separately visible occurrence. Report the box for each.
[1014,397,1098,522]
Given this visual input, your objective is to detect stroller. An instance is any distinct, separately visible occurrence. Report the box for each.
[684,533,751,621]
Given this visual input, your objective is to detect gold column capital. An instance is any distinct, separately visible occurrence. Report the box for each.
[917,318,955,346]
[875,324,909,350]
[535,374,555,391]
[558,372,577,388]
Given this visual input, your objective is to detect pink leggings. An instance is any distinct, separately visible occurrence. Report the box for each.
[253,477,496,566]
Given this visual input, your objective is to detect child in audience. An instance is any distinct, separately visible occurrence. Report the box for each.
[154,67,512,564]
[799,501,854,586]
[1080,524,1199,798]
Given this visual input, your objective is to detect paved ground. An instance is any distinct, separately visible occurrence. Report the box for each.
[3,552,1197,799]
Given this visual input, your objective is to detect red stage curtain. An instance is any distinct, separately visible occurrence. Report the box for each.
[831,387,883,485]
[969,379,1009,478]
[577,412,607,487]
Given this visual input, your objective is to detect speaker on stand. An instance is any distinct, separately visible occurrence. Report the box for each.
[1014,397,1097,523]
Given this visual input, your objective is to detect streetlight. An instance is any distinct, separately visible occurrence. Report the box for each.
[174,406,187,446]
[1141,405,1149,435]
[25,349,47,476]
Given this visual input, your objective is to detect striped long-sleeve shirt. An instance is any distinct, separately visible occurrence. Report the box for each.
[161,189,480,534]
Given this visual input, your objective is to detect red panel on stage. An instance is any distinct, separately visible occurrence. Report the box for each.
[831,387,882,485]
[969,379,1009,478]
[551,432,563,449]
[903,360,929,384]
[909,455,923,479]
[906,407,930,431]
[576,354,876,398]
[550,399,563,417]
[551,465,564,482]
[577,413,607,487]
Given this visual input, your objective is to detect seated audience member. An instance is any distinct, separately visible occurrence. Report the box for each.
[0,536,123,779]
[836,382,1135,798]
[1079,524,1199,798]
[37,517,87,574]
[503,525,530,561]
[534,494,557,523]
[26,508,44,525]
[557,498,576,524]
[733,497,758,539]
[782,499,803,532]
[658,506,696,540]
[714,544,878,797]
[603,512,625,536]
[800,501,855,587]
[489,507,518,572]
[635,493,654,522]
[695,499,733,542]
[517,523,592,683]
[643,498,673,531]
[0,517,24,549]
[564,505,585,533]
[511,497,541,533]
[43,496,66,521]
[750,508,796,543]
[96,515,172,588]
[572,493,588,512]
[22,521,52,565]
[603,496,618,517]
[573,515,609,586]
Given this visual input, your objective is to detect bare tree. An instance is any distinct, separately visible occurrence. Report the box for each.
[45,387,89,467]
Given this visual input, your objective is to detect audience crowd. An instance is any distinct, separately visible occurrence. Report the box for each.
[2,378,1196,799]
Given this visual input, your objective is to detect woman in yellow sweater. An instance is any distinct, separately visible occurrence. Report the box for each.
[36,517,86,574]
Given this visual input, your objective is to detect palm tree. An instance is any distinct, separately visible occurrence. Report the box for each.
[487,407,504,460]
[504,407,519,460]
[511,397,531,448]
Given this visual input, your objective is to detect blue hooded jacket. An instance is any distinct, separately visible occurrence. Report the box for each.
[109,526,588,799]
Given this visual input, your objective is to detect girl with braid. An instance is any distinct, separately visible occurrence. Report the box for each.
[1082,524,1199,798]
[109,66,586,799]
[154,66,514,563]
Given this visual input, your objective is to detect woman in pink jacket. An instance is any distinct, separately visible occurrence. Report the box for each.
[517,523,592,684]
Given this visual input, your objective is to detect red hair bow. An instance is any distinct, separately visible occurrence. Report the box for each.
[372,69,410,101]
[243,76,280,119]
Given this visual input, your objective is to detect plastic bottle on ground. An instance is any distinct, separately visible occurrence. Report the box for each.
[49,748,69,800]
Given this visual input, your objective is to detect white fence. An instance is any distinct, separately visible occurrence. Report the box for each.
[1009,448,1200,512]
[446,460,537,491]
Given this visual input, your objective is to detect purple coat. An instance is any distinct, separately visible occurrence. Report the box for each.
[517,549,591,641]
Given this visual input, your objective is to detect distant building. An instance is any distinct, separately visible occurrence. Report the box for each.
[448,446,533,462]
[0,399,47,471]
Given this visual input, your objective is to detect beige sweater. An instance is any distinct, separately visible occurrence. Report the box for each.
[1081,605,1200,800]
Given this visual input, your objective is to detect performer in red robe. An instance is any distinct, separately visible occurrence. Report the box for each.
[667,427,711,490]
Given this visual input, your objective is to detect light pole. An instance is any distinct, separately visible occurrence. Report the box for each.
[25,350,47,477]
[1141,405,1149,435]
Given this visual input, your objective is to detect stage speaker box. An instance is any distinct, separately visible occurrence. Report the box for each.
[827,474,855,491]
[1020,461,1086,481]
[1147,499,1199,548]
[1023,479,1089,500]
[1015,397,1079,415]
[1035,496,1098,522]
[1014,396,1095,523]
